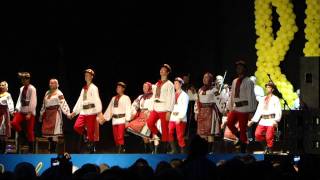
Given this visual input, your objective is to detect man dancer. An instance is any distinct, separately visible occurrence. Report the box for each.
[100,82,131,153]
[226,60,257,153]
[147,64,175,153]
[168,77,189,153]
[248,82,282,154]
[70,69,102,153]
[248,76,264,142]
[11,72,37,153]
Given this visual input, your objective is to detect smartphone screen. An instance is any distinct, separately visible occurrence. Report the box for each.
[294,156,300,163]
[51,158,60,166]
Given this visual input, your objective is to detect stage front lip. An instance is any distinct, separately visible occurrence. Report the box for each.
[0,153,264,174]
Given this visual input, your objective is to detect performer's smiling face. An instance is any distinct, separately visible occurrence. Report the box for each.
[49,79,58,90]
[84,73,93,83]
[160,67,169,77]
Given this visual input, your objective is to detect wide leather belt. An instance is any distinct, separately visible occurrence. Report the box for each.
[235,101,248,107]
[261,114,275,119]
[21,100,30,107]
[112,114,126,119]
[83,104,95,109]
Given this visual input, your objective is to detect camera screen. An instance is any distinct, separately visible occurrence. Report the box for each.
[294,156,300,163]
[51,158,60,166]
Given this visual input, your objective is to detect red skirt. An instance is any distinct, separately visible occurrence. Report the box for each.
[197,106,213,136]
[126,111,151,138]
[0,105,10,139]
[42,106,59,136]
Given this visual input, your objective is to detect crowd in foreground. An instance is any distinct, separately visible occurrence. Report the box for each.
[1,135,320,180]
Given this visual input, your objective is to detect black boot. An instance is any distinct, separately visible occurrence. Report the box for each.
[168,142,177,154]
[163,142,170,154]
[49,141,57,154]
[260,141,267,151]
[144,143,153,153]
[233,131,241,147]
[180,146,187,154]
[17,131,25,153]
[28,142,34,153]
[88,142,96,154]
[52,141,57,154]
[264,145,272,154]
[148,143,154,153]
[143,143,149,153]
[83,130,88,144]
[117,145,125,154]
[208,142,213,154]
[48,138,56,154]
[0,141,6,153]
[240,143,247,153]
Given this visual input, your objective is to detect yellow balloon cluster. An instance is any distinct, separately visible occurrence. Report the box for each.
[303,0,320,56]
[254,0,298,107]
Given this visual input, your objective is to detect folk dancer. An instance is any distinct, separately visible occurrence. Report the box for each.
[70,69,102,153]
[127,82,160,153]
[248,81,282,154]
[168,77,189,153]
[226,60,257,153]
[39,79,70,153]
[146,64,175,153]
[100,82,131,153]
[195,72,222,153]
[0,81,14,153]
[11,72,37,153]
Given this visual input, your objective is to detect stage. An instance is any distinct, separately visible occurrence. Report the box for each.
[0,153,265,174]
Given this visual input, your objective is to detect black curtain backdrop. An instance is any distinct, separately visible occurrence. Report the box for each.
[0,0,306,152]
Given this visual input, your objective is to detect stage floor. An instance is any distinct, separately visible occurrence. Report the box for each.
[0,153,265,174]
